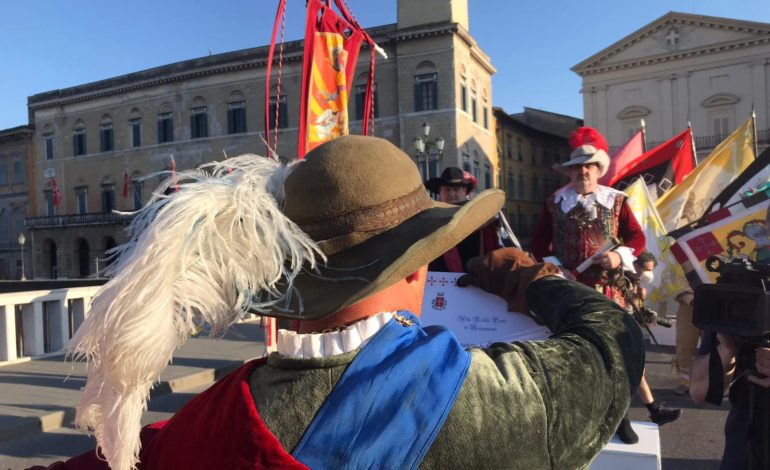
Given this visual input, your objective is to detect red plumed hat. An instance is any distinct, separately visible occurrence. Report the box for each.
[569,127,608,153]
[560,126,611,177]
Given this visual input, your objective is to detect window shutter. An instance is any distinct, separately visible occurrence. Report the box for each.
[431,80,438,110]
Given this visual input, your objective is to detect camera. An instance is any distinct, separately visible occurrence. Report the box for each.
[693,256,770,342]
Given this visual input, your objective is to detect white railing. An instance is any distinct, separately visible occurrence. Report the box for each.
[0,285,102,364]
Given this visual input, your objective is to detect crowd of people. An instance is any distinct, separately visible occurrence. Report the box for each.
[29,129,770,469]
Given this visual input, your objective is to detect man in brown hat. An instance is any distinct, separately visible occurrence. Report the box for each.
[38,136,644,470]
[425,166,505,272]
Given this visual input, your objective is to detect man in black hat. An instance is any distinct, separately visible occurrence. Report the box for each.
[425,167,505,272]
[425,167,475,204]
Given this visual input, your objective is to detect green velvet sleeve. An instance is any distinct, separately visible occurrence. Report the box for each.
[523,276,645,467]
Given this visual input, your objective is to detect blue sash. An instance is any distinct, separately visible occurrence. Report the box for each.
[291,311,470,469]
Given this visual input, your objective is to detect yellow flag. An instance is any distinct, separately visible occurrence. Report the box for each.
[624,179,689,302]
[656,116,756,231]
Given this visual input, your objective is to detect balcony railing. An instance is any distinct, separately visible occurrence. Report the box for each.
[26,212,134,229]
[0,283,104,363]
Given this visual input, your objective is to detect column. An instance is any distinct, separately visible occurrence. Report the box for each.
[751,59,768,131]
[660,76,674,140]
[71,298,86,333]
[46,300,69,352]
[22,302,44,356]
[0,304,17,362]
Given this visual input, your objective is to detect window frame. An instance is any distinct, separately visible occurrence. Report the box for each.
[414,73,438,112]
[157,112,174,144]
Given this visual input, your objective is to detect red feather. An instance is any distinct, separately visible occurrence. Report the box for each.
[569,127,608,153]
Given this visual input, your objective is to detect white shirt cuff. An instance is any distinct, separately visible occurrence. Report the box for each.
[615,246,636,272]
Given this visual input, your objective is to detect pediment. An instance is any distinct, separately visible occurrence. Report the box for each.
[617,105,651,119]
[701,93,740,108]
[573,12,770,75]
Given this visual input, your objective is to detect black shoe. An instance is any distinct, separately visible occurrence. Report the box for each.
[616,417,639,444]
[648,403,681,426]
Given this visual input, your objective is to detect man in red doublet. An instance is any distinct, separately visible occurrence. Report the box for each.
[531,128,645,303]
[531,126,680,443]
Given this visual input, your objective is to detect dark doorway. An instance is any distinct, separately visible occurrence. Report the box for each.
[77,238,90,277]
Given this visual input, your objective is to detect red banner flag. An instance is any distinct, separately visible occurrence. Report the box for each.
[598,129,645,186]
[50,178,61,208]
[608,128,694,198]
[122,170,130,199]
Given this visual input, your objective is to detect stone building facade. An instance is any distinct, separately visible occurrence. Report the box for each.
[26,0,498,278]
[0,126,33,279]
[573,12,770,156]
[494,107,579,249]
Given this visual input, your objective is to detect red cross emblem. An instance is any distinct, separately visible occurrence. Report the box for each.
[687,232,723,261]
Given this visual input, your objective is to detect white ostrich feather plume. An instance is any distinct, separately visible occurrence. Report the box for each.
[69,154,322,470]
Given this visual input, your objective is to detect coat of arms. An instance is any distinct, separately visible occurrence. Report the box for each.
[431,292,447,310]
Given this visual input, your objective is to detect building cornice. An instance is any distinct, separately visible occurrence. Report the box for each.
[572,12,770,77]
[576,36,770,77]
[28,20,495,113]
[0,125,34,144]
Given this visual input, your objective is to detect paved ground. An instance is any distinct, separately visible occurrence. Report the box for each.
[0,319,265,469]
[0,323,731,469]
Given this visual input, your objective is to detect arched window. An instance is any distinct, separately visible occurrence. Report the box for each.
[470,80,477,123]
[228,91,247,134]
[414,61,438,111]
[43,123,55,160]
[190,97,208,139]
[459,64,468,113]
[130,171,144,210]
[268,85,288,129]
[100,114,114,152]
[73,119,87,156]
[0,209,9,241]
[157,103,174,143]
[101,175,115,213]
[128,108,142,147]
[354,73,379,121]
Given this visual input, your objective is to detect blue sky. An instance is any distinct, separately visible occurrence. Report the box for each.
[1,1,769,131]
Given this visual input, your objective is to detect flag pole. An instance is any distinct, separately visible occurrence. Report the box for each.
[640,118,647,153]
[688,121,699,166]
[752,105,759,160]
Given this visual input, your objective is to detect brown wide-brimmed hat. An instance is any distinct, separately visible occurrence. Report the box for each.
[424,167,475,194]
[271,135,504,320]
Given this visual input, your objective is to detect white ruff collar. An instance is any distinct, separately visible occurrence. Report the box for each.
[276,311,394,359]
[553,185,623,216]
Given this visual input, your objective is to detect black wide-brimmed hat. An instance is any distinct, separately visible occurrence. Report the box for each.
[275,136,504,319]
[424,167,475,194]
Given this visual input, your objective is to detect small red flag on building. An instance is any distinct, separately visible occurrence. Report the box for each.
[50,178,61,208]
[122,170,130,199]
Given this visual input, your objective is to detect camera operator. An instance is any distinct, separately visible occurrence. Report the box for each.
[690,332,770,469]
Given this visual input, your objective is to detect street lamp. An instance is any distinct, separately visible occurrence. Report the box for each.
[412,121,445,179]
[18,232,26,281]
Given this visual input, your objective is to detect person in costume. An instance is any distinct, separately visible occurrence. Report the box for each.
[531,127,680,443]
[33,136,644,470]
[425,167,506,272]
